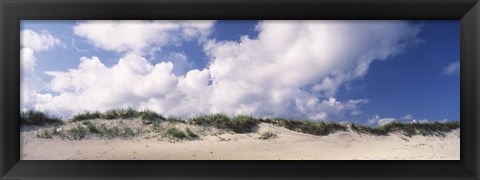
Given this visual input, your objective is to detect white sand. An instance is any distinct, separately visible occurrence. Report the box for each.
[20,122,460,160]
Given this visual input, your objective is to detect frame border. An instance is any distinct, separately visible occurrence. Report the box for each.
[1,0,479,179]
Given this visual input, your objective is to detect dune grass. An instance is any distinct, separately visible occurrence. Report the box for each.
[351,121,460,137]
[96,124,136,139]
[187,114,258,133]
[259,131,277,139]
[274,118,347,136]
[26,109,461,139]
[21,110,63,126]
[71,111,102,122]
[163,127,198,140]
[70,108,166,124]
[68,125,88,140]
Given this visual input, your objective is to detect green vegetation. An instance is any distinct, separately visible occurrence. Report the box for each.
[140,110,165,123]
[187,114,258,133]
[351,121,460,137]
[230,115,258,133]
[21,110,63,126]
[162,127,199,140]
[259,131,277,139]
[188,114,231,129]
[166,116,184,123]
[97,124,136,139]
[71,111,101,122]
[164,127,188,139]
[82,120,100,134]
[37,129,53,138]
[101,108,141,120]
[37,127,63,139]
[70,108,166,122]
[68,125,88,140]
[185,128,199,139]
[276,119,346,136]
[25,109,461,141]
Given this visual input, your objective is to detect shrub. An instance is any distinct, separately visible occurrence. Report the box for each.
[230,115,258,133]
[101,109,120,119]
[185,128,199,139]
[188,114,230,129]
[21,110,63,126]
[71,111,101,122]
[140,110,165,122]
[276,119,346,136]
[72,108,140,121]
[351,124,388,135]
[351,121,460,137]
[103,126,121,139]
[259,131,277,139]
[80,120,100,134]
[96,124,135,139]
[82,120,93,126]
[52,126,60,135]
[121,127,135,138]
[188,114,258,133]
[37,129,53,138]
[69,125,88,140]
[117,108,140,119]
[166,116,185,123]
[165,127,187,139]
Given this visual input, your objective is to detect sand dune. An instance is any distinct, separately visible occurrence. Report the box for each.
[20,121,460,160]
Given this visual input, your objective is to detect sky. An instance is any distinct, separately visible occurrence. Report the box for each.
[20,20,460,126]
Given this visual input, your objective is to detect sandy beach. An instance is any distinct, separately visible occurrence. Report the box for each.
[20,121,460,160]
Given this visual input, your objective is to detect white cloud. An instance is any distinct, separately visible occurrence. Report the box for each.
[36,54,212,118]
[442,61,460,76]
[350,110,363,116]
[378,118,396,126]
[410,119,431,123]
[20,29,63,112]
[24,20,422,120]
[204,20,420,119]
[401,114,414,120]
[73,20,215,55]
[167,52,191,75]
[21,48,42,111]
[21,29,63,52]
[368,115,396,126]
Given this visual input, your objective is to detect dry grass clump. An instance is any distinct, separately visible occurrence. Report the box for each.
[259,131,277,140]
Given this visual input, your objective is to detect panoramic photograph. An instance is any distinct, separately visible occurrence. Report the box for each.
[20,20,460,160]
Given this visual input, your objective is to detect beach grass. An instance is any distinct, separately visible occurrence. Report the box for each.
[350,121,460,137]
[259,131,277,139]
[24,109,461,140]
[21,110,63,126]
[275,118,347,136]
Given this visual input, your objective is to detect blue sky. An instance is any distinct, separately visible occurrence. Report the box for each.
[20,20,460,125]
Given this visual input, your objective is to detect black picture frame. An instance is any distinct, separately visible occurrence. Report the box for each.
[1,0,479,179]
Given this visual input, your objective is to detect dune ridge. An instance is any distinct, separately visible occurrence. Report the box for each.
[21,114,460,160]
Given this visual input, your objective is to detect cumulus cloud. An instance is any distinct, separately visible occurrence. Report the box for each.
[73,20,215,55]
[24,20,422,120]
[203,20,420,119]
[410,119,430,124]
[20,29,63,112]
[21,29,63,52]
[401,114,414,120]
[442,61,460,76]
[368,115,396,126]
[33,54,211,118]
